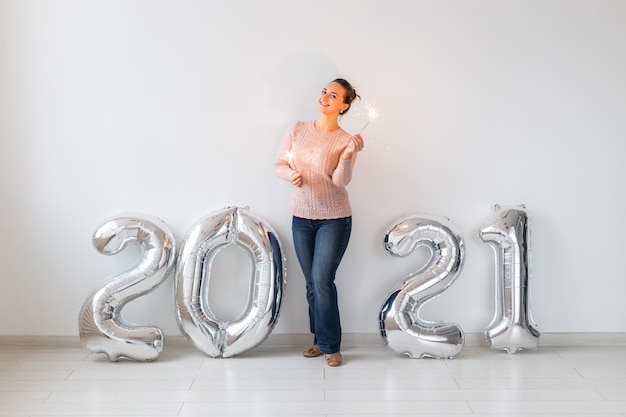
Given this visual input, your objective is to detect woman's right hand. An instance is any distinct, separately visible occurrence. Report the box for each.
[291,172,303,187]
[341,133,364,160]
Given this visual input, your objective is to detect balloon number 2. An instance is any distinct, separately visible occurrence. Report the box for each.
[379,205,540,359]
[79,204,538,361]
[378,215,466,359]
[78,214,177,362]
[79,207,286,362]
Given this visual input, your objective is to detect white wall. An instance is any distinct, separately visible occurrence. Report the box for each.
[1,0,625,337]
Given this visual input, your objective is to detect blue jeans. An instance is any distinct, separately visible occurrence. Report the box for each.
[292,216,352,354]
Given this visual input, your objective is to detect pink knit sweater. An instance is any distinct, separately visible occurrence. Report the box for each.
[274,121,357,220]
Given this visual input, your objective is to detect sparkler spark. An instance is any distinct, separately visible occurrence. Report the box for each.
[283,151,294,168]
[359,104,379,133]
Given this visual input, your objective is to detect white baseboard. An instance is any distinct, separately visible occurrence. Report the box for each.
[262,332,626,347]
[534,332,626,346]
[1,332,625,348]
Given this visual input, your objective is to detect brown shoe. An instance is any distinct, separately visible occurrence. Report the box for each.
[303,345,322,358]
[325,352,342,367]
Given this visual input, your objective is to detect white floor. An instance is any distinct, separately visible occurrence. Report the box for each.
[1,335,626,417]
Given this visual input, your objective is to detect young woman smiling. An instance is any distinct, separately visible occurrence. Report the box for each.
[274,78,364,367]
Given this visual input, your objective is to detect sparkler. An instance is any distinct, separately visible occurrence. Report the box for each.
[283,151,294,168]
[359,104,379,133]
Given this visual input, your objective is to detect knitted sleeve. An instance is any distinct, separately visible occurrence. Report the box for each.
[273,123,297,181]
[332,154,357,187]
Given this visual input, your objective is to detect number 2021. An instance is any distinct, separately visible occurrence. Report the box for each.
[79,204,539,362]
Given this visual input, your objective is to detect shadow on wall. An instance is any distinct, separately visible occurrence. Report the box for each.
[258,50,344,334]
[0,1,32,271]
[263,49,342,125]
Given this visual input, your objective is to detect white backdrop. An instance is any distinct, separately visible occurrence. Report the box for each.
[1,0,625,337]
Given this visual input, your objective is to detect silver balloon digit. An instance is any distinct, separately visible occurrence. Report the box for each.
[79,214,176,361]
[479,204,540,353]
[379,215,465,359]
[175,206,286,357]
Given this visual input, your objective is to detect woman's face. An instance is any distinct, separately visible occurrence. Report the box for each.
[318,82,349,116]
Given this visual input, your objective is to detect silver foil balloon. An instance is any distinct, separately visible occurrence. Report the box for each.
[79,213,176,361]
[175,206,285,358]
[479,204,540,353]
[379,215,465,359]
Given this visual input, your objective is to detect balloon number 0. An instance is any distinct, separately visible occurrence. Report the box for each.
[79,205,538,361]
[79,207,286,362]
[174,207,285,358]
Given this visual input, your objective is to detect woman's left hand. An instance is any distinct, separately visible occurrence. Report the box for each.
[341,133,364,160]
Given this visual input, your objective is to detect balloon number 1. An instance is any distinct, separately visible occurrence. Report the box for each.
[79,207,286,362]
[479,204,540,353]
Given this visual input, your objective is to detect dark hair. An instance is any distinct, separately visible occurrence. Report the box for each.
[332,78,360,115]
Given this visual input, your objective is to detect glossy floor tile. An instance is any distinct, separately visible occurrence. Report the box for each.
[0,335,625,416]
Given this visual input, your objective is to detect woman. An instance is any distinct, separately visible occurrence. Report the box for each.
[274,78,364,367]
